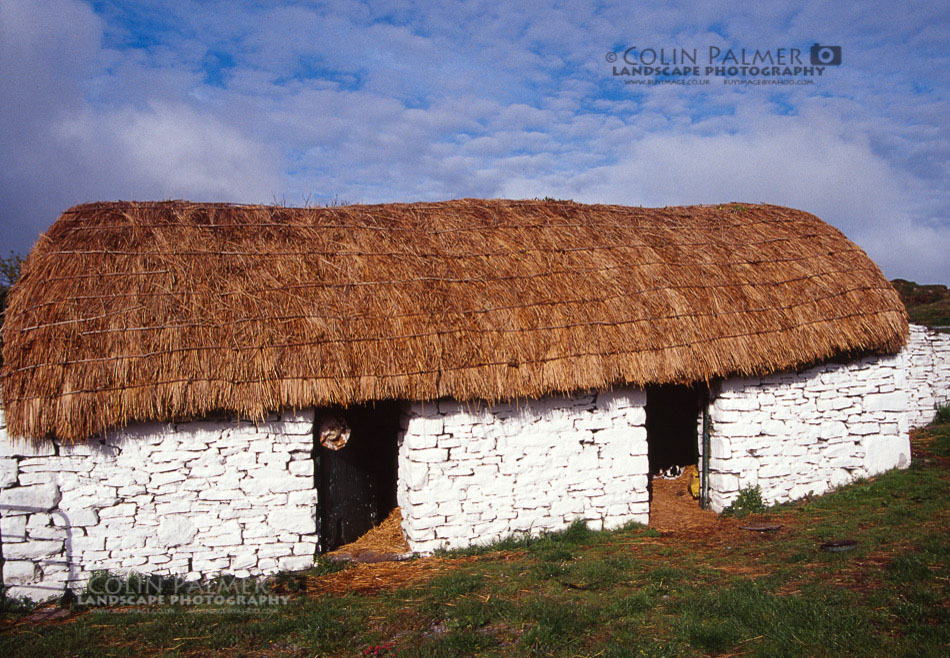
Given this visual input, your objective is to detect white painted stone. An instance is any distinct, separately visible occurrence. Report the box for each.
[277,555,313,571]
[718,396,760,411]
[850,423,880,436]
[2,323,946,599]
[269,507,317,534]
[410,448,449,463]
[0,457,18,487]
[98,502,136,519]
[709,472,739,492]
[709,436,731,459]
[157,516,198,547]
[288,460,313,477]
[0,484,61,513]
[817,420,848,440]
[863,435,911,475]
[2,560,37,585]
[830,468,853,488]
[4,539,63,560]
[410,416,444,436]
[1,514,26,540]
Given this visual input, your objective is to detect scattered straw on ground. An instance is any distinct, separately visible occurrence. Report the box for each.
[649,471,722,532]
[328,507,409,561]
[306,552,521,596]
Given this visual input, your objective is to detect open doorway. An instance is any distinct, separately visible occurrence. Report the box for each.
[646,385,701,474]
[646,385,709,530]
[315,401,401,552]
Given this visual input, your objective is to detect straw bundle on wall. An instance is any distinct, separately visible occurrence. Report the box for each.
[0,200,908,442]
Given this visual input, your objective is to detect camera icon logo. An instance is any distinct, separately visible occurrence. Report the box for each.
[810,43,842,66]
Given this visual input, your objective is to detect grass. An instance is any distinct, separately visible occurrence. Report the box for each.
[3,418,950,656]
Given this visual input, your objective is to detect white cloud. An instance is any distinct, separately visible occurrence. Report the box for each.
[56,102,280,201]
[0,0,277,247]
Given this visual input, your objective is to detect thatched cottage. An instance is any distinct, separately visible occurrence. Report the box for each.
[1,199,948,600]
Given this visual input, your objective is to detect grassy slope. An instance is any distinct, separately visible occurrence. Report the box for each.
[3,415,949,657]
[892,279,950,329]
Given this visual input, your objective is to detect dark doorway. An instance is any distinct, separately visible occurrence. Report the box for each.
[646,385,701,474]
[316,401,401,552]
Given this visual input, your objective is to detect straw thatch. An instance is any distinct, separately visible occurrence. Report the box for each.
[1,199,907,442]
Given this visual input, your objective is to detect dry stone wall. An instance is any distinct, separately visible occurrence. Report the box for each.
[396,389,649,554]
[905,324,950,427]
[706,353,910,512]
[0,410,317,602]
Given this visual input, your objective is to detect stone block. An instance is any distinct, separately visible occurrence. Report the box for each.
[267,475,312,493]
[0,483,61,513]
[410,416,444,436]
[277,555,313,571]
[817,421,847,440]
[157,516,198,547]
[2,560,37,585]
[758,462,790,478]
[717,396,760,411]
[760,419,786,437]
[98,502,136,519]
[709,407,740,423]
[864,391,907,413]
[1,512,27,539]
[288,459,314,477]
[4,539,63,560]
[573,415,612,431]
[151,471,187,487]
[0,458,18,487]
[269,507,317,534]
[72,534,106,552]
[850,423,880,436]
[830,468,853,488]
[710,436,731,459]
[709,472,739,493]
[409,448,449,463]
[863,435,911,475]
[231,552,258,570]
[720,421,761,438]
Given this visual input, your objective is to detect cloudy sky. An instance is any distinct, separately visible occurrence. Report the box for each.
[1,0,947,281]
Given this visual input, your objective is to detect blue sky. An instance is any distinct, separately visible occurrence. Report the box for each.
[1,0,947,280]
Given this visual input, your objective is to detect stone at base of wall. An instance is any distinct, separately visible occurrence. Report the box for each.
[863,434,911,474]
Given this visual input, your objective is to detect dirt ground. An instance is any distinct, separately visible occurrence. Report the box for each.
[647,470,719,533]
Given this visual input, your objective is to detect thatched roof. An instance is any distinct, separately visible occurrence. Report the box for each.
[1,199,907,442]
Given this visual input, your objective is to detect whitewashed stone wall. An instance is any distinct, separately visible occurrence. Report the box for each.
[396,390,649,554]
[706,353,910,512]
[905,324,950,427]
[0,410,316,602]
